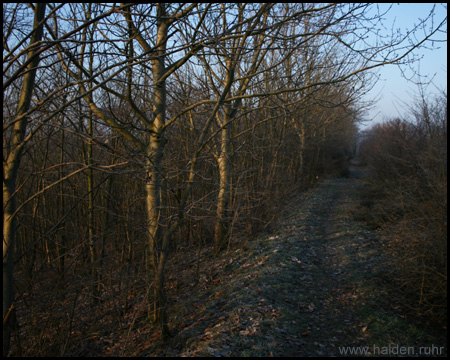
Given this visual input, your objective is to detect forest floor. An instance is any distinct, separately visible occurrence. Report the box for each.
[144,163,446,357]
[13,163,447,357]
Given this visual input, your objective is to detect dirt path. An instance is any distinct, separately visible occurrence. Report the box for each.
[154,165,446,357]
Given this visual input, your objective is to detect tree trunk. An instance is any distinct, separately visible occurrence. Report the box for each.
[214,108,232,254]
[213,55,235,254]
[146,4,170,336]
[3,177,17,357]
[58,128,66,279]
[299,120,306,183]
[145,134,170,337]
[87,109,98,302]
[3,3,46,356]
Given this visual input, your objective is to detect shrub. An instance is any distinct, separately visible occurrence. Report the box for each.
[358,89,447,323]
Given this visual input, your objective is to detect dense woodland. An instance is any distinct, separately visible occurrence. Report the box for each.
[3,3,447,356]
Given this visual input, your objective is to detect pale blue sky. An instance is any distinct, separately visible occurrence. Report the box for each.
[361,3,447,130]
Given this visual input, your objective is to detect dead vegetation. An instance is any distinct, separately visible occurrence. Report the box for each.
[357,89,447,325]
[11,164,447,356]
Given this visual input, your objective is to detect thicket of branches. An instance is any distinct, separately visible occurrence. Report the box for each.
[358,88,447,324]
[3,3,446,356]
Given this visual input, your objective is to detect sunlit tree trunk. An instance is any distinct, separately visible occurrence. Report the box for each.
[214,104,232,254]
[146,3,170,336]
[211,6,272,252]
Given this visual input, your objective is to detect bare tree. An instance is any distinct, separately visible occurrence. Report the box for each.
[3,4,46,356]
[3,3,446,353]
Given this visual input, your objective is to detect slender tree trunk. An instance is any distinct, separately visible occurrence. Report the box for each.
[58,128,66,279]
[84,5,98,301]
[213,55,236,254]
[100,168,115,292]
[87,109,98,302]
[145,131,170,336]
[146,4,170,336]
[299,120,306,183]
[3,4,46,356]
[3,177,17,357]
[214,105,232,254]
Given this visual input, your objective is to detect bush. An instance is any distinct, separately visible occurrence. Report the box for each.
[358,89,447,323]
